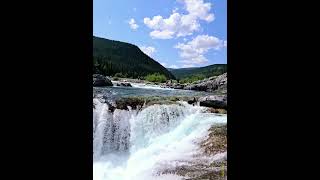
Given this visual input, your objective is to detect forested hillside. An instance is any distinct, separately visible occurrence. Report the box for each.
[168,64,227,82]
[93,36,175,79]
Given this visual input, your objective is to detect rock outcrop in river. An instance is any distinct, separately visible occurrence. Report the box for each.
[93,74,113,87]
[184,73,227,93]
[97,94,227,114]
[161,81,185,89]
[116,82,132,87]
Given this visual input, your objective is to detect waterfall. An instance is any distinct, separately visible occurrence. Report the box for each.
[93,98,136,160]
[93,98,227,180]
[129,103,191,152]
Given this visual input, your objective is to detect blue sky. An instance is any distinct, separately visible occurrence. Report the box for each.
[93,0,227,68]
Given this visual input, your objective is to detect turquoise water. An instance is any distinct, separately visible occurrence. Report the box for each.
[93,85,214,99]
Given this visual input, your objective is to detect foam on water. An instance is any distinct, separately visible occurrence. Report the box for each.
[131,82,173,90]
[93,98,227,180]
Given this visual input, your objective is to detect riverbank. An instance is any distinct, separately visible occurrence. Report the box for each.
[94,72,227,94]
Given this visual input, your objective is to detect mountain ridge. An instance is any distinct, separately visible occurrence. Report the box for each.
[168,64,227,80]
[93,36,175,79]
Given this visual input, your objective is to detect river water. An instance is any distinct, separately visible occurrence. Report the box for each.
[93,83,227,180]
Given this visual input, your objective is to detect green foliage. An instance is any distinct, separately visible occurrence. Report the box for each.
[114,72,125,78]
[168,64,227,80]
[180,74,206,83]
[145,73,167,83]
[93,36,175,79]
[113,77,119,81]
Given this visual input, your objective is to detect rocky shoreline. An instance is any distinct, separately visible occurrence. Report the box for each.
[94,94,227,115]
[93,73,227,94]
[161,73,227,93]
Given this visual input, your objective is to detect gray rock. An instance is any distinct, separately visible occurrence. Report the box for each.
[93,74,113,86]
[173,83,185,89]
[200,100,227,109]
[160,82,185,89]
[116,82,132,87]
[121,82,132,87]
[184,73,227,92]
[198,95,227,102]
[198,95,227,109]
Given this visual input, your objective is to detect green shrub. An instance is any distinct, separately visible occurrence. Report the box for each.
[180,74,206,83]
[114,72,125,78]
[145,73,167,83]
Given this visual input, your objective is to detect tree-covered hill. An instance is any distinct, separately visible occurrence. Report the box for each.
[168,64,227,80]
[93,36,175,79]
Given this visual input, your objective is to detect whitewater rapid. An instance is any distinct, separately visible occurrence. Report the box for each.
[112,81,173,90]
[93,98,227,180]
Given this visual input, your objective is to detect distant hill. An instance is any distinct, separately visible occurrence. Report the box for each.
[168,64,227,80]
[93,36,175,79]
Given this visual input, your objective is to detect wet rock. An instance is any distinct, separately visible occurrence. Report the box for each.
[116,82,132,87]
[206,108,227,114]
[187,97,197,105]
[201,125,227,155]
[115,97,145,110]
[198,95,227,110]
[114,96,188,110]
[200,100,227,109]
[173,84,185,89]
[93,74,113,87]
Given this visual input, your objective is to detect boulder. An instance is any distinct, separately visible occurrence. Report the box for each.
[198,95,227,102]
[115,97,145,110]
[184,73,227,92]
[121,82,132,87]
[187,97,197,105]
[173,83,185,89]
[93,74,113,87]
[198,95,227,109]
[116,82,132,87]
[200,100,227,109]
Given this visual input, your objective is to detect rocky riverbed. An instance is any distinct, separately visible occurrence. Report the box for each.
[93,72,227,95]
[160,73,227,93]
[94,94,227,114]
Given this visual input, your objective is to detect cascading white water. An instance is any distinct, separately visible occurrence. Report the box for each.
[93,98,137,160]
[93,98,227,180]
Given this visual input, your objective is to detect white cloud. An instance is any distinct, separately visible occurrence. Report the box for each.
[140,46,156,57]
[175,35,224,66]
[169,65,179,69]
[133,7,137,12]
[143,0,214,39]
[183,0,215,22]
[150,30,175,39]
[182,64,196,68]
[223,40,227,47]
[128,18,139,30]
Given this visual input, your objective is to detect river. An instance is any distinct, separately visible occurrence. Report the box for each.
[93,83,227,180]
